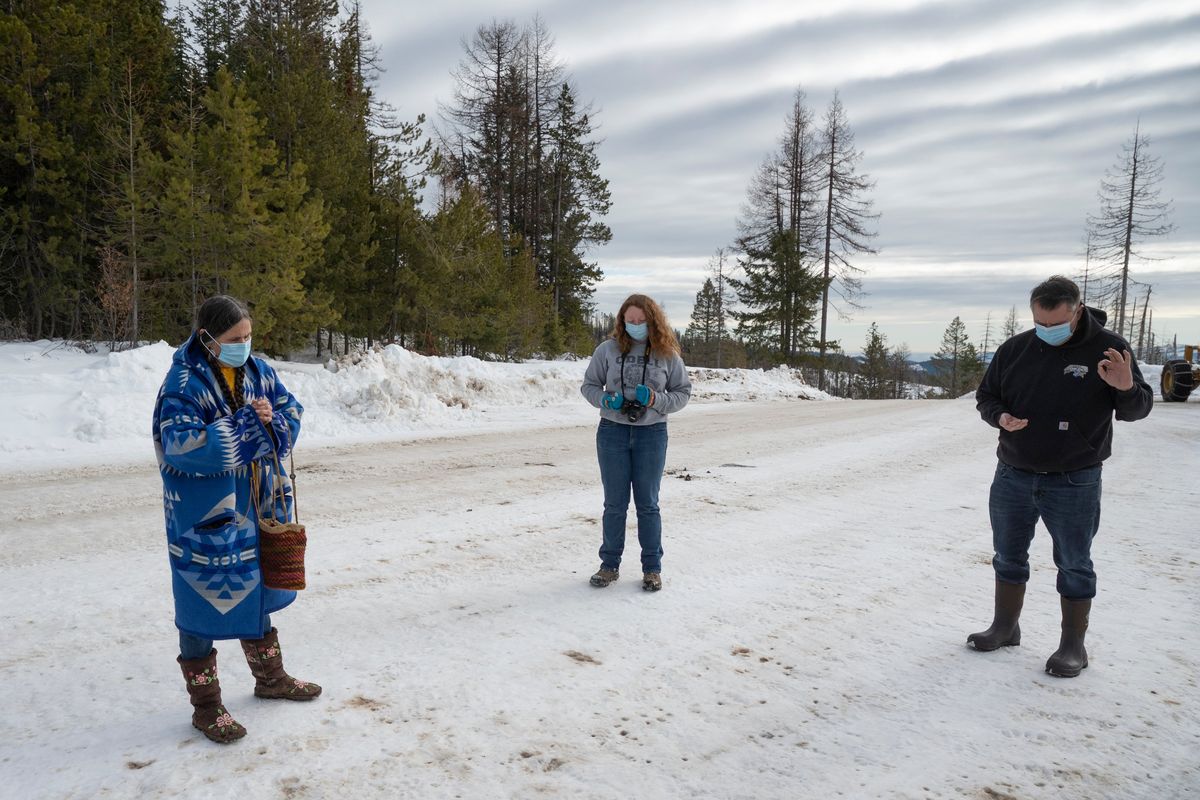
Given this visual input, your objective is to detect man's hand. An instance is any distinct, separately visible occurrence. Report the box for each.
[999,412,1029,432]
[1098,347,1135,391]
[251,397,273,425]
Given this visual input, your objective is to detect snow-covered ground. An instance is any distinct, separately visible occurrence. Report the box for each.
[1,343,1198,799]
[0,341,830,474]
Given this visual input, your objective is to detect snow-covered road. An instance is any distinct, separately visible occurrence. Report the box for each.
[2,399,1197,799]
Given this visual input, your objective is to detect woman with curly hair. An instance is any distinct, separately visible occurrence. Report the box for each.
[152,295,321,744]
[581,294,692,591]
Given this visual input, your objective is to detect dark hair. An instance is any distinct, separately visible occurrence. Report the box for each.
[1029,276,1081,310]
[195,295,251,338]
[195,295,250,410]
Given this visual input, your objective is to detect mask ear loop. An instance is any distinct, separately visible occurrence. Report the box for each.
[198,329,221,359]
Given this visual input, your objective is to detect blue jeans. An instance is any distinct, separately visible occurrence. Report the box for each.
[179,614,271,660]
[989,461,1103,599]
[596,420,668,573]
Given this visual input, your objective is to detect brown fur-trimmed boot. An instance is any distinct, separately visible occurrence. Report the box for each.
[240,627,322,700]
[178,648,247,744]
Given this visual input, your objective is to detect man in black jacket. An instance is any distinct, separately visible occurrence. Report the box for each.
[969,276,1153,677]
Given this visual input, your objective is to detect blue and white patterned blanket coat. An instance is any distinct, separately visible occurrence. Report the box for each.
[152,334,303,640]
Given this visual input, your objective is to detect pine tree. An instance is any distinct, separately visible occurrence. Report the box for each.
[684,278,722,365]
[931,316,983,398]
[545,81,611,324]
[424,184,526,356]
[729,229,824,363]
[686,279,721,345]
[0,6,93,338]
[1,1,186,340]
[367,106,437,349]
[856,322,890,399]
[99,59,158,345]
[142,74,209,339]
[234,1,356,352]
[441,18,609,348]
[960,341,985,393]
[187,0,245,85]
[193,67,331,351]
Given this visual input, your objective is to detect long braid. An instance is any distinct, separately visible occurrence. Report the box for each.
[234,367,246,409]
[207,354,245,413]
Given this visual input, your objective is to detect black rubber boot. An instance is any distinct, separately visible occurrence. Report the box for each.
[1045,597,1090,677]
[967,580,1025,651]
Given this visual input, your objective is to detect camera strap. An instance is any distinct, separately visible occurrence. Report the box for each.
[619,348,650,399]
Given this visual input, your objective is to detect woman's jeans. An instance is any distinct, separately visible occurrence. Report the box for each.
[596,419,668,573]
[179,614,271,660]
[989,461,1103,600]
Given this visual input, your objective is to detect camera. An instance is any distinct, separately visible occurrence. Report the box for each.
[622,400,648,423]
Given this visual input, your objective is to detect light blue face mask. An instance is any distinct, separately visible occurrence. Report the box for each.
[202,331,251,367]
[216,340,252,367]
[1034,309,1078,346]
[626,321,649,341]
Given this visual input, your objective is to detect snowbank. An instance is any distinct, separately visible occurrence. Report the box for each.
[0,341,832,472]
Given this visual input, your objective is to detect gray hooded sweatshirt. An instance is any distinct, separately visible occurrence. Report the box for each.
[581,339,692,425]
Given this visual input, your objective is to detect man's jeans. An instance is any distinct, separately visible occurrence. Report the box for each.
[989,461,1103,599]
[597,419,668,573]
[179,614,272,660]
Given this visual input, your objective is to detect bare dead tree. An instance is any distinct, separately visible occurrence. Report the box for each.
[1136,284,1151,358]
[440,20,524,229]
[94,245,134,350]
[1001,305,1022,340]
[817,91,878,391]
[709,247,738,367]
[1085,123,1174,333]
[732,87,823,362]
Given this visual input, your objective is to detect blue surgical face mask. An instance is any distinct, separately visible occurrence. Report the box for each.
[202,331,251,367]
[626,321,649,341]
[1034,308,1078,346]
[216,340,252,367]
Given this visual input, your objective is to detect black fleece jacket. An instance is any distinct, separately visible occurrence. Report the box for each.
[975,306,1153,473]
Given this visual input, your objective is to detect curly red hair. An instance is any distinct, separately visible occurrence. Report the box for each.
[612,294,680,357]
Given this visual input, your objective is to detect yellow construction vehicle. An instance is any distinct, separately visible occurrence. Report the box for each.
[1161,345,1199,402]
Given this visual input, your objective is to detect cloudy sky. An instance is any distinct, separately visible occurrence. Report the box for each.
[360,0,1199,355]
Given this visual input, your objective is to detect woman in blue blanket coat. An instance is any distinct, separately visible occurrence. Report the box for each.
[153,295,321,744]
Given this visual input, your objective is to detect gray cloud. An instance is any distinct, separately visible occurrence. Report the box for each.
[360,0,1200,352]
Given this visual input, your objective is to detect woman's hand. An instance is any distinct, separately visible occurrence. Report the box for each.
[250,397,273,425]
[635,384,655,407]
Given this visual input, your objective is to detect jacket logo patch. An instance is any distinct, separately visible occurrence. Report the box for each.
[1064,365,1088,379]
